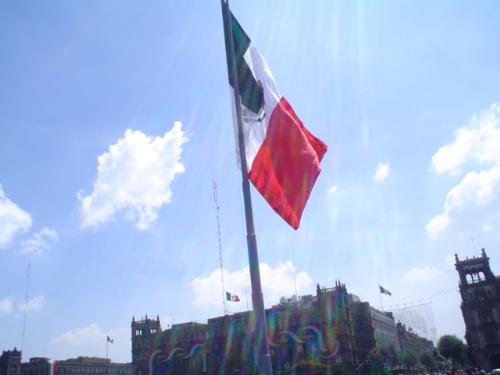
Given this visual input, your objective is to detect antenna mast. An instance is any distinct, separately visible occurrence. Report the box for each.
[22,263,30,352]
[213,179,228,315]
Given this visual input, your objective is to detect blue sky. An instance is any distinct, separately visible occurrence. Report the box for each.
[1,0,499,363]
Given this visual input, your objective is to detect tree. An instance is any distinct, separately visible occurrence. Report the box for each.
[420,351,433,370]
[388,345,400,367]
[437,335,468,366]
[401,350,417,369]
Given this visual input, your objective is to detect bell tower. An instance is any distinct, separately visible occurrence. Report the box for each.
[455,249,500,370]
[131,315,162,375]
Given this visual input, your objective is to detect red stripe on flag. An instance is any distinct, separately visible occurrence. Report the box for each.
[248,97,327,229]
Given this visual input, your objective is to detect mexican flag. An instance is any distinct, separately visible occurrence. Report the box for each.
[226,291,240,302]
[223,10,327,230]
[379,285,392,296]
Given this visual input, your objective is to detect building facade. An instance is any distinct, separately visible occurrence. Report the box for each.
[349,300,376,368]
[20,358,50,375]
[51,357,131,375]
[370,308,399,352]
[132,317,208,375]
[131,282,358,375]
[1,351,131,375]
[456,249,500,370]
[395,322,434,355]
[20,357,131,375]
[130,281,437,374]
[0,349,21,375]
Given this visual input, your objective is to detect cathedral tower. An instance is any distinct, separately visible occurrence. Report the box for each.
[455,249,500,370]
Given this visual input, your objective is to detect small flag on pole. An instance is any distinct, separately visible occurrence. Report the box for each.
[106,336,114,344]
[226,291,240,302]
[223,10,327,230]
[379,285,392,296]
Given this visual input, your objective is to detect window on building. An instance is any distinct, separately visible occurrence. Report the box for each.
[473,311,480,326]
[493,308,499,323]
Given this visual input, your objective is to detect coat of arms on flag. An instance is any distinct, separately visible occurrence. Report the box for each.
[223,9,327,230]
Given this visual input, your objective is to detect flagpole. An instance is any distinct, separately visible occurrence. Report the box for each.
[221,1,273,374]
[379,287,384,311]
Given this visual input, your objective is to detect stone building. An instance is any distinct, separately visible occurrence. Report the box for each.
[0,349,21,375]
[395,322,434,355]
[349,300,376,367]
[369,308,399,352]
[51,357,131,375]
[207,311,254,374]
[0,351,130,375]
[265,282,357,374]
[131,282,358,375]
[19,357,131,375]
[456,249,500,370]
[130,281,438,374]
[20,358,50,375]
[131,316,207,375]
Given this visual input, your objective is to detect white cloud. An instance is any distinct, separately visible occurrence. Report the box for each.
[78,122,187,230]
[0,185,32,249]
[0,297,13,313]
[426,213,450,237]
[327,185,340,194]
[427,166,500,235]
[51,325,130,362]
[52,323,104,345]
[428,103,500,236]
[432,103,500,175]
[18,295,45,313]
[374,163,390,182]
[20,227,58,255]
[402,266,439,283]
[190,261,312,309]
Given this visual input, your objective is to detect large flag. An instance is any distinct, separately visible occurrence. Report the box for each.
[379,285,392,296]
[223,11,327,229]
[226,291,240,302]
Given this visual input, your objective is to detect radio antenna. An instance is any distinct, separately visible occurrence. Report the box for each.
[213,179,228,315]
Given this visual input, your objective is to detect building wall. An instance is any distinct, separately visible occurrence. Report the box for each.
[131,282,358,375]
[350,301,376,365]
[129,283,436,374]
[0,349,21,375]
[53,357,131,375]
[20,357,131,375]
[456,249,500,370]
[131,317,208,375]
[396,322,434,355]
[207,312,254,374]
[370,308,399,352]
[20,358,50,375]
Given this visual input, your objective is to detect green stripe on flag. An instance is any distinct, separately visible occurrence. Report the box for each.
[223,10,264,114]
